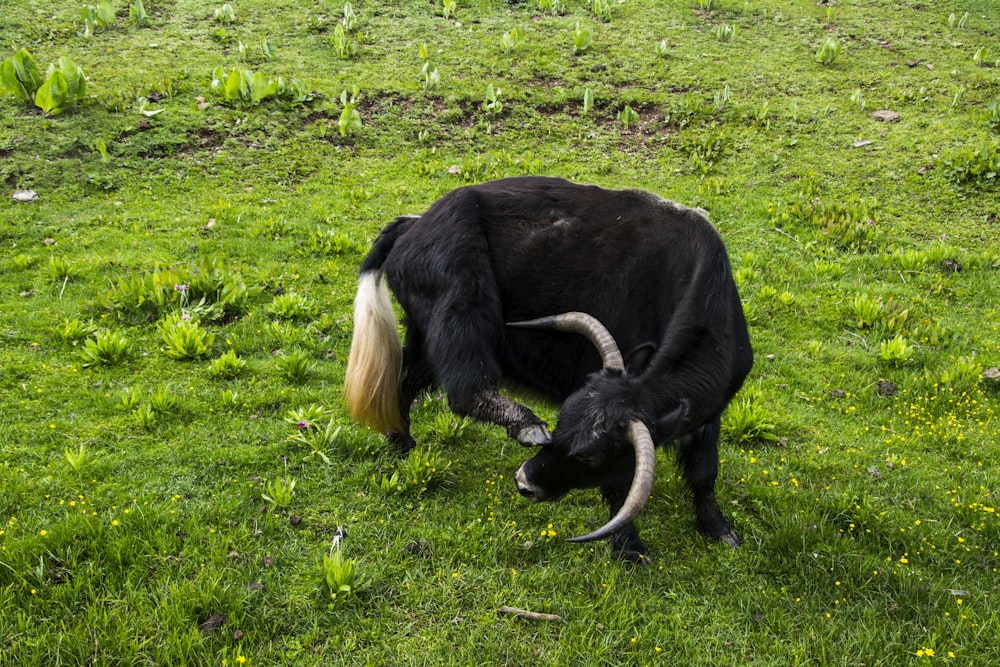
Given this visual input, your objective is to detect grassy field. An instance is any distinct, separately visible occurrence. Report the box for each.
[2,0,999,664]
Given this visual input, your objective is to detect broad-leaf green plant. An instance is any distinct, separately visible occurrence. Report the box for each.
[46,256,78,283]
[276,349,315,383]
[338,89,363,137]
[396,446,453,494]
[285,404,332,428]
[64,444,88,471]
[79,330,130,367]
[851,88,865,110]
[82,1,116,37]
[432,413,469,445]
[214,3,236,24]
[816,38,841,66]
[0,49,43,103]
[879,335,915,365]
[948,11,969,30]
[262,476,296,509]
[130,0,149,26]
[34,57,89,115]
[419,43,441,92]
[849,294,883,329]
[268,292,315,320]
[290,420,343,464]
[618,104,640,129]
[572,23,592,54]
[500,27,525,53]
[211,65,310,107]
[482,83,503,117]
[342,2,358,32]
[149,383,178,413]
[723,393,779,443]
[208,349,247,379]
[55,318,95,346]
[421,60,440,92]
[592,0,612,22]
[133,403,157,430]
[713,84,731,111]
[159,313,215,360]
[261,37,276,59]
[941,140,999,186]
[321,542,364,602]
[331,24,358,59]
[538,0,565,15]
[986,100,1000,133]
[715,24,737,42]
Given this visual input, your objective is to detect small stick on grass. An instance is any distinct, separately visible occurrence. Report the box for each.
[498,606,562,622]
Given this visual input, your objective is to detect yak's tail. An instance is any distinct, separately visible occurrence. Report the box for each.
[343,217,416,434]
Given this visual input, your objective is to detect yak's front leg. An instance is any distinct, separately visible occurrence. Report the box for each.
[602,485,649,564]
[451,388,551,446]
[677,417,741,547]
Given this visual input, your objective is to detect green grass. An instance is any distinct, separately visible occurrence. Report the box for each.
[2,0,999,664]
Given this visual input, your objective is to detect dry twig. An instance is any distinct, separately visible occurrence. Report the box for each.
[498,606,562,622]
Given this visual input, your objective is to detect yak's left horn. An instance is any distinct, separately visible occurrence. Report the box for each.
[507,312,624,371]
[507,312,655,543]
[565,420,655,544]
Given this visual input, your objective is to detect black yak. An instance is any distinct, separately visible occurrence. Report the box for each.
[344,176,752,561]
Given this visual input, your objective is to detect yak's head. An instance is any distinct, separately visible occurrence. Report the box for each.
[516,370,636,499]
[508,313,675,543]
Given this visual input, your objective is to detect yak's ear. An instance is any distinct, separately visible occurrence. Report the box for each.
[653,399,689,442]
[624,342,657,374]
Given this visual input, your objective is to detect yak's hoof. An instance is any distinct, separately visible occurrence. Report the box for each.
[614,546,650,565]
[610,529,649,564]
[718,530,742,548]
[387,432,417,454]
[516,424,552,447]
[611,540,650,565]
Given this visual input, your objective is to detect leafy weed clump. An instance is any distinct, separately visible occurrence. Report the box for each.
[78,330,130,367]
[207,349,247,378]
[1,50,88,114]
[159,312,216,360]
[371,446,454,496]
[210,65,313,107]
[772,196,881,251]
[99,258,257,323]
[321,539,365,603]
[723,392,779,444]
[941,140,999,186]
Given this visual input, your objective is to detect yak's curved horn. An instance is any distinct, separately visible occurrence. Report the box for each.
[507,312,624,371]
[565,419,655,543]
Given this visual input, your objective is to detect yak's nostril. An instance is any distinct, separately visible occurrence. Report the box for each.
[515,465,540,501]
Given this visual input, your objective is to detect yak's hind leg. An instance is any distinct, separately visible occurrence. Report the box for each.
[387,188,549,447]
[391,331,549,450]
[676,416,740,547]
[464,389,551,446]
[386,328,433,454]
[422,293,549,447]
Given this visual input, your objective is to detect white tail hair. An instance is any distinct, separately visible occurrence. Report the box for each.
[343,270,403,433]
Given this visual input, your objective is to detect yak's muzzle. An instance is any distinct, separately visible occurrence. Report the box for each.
[514,464,541,502]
